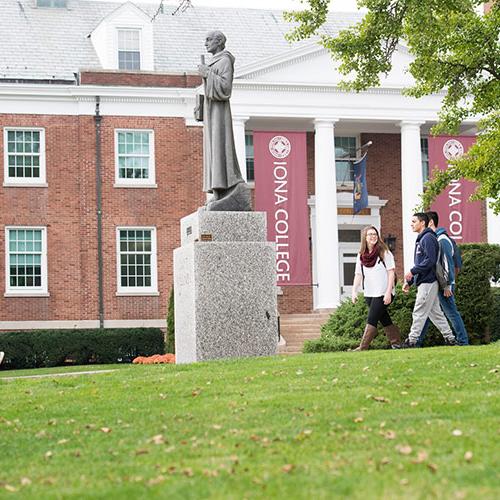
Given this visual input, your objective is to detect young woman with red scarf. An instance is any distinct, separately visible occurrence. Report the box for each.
[351,226,401,350]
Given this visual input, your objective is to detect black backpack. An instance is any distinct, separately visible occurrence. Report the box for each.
[435,241,451,291]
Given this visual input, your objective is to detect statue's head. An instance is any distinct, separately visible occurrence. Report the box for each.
[205,30,226,54]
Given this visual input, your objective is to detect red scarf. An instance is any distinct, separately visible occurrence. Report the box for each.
[360,244,380,268]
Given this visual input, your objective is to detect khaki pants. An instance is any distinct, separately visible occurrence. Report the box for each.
[408,281,454,343]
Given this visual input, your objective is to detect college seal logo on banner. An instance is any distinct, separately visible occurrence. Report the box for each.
[443,139,464,160]
[268,136,291,159]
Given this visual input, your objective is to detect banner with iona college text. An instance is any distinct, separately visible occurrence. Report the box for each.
[254,132,311,286]
[429,136,482,243]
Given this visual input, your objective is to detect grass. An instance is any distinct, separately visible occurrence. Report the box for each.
[1,344,499,499]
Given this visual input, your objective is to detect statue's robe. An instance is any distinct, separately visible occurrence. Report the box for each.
[203,50,244,193]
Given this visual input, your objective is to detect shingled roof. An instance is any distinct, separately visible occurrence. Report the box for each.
[0,0,362,82]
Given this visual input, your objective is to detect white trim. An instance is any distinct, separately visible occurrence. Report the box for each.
[114,129,155,187]
[3,127,46,186]
[0,319,165,330]
[116,226,158,295]
[5,226,48,296]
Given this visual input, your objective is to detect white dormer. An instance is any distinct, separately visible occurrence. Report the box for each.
[89,2,154,71]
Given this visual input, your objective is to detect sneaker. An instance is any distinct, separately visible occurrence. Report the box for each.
[444,337,458,346]
[401,338,417,349]
[390,343,402,350]
[0,352,4,365]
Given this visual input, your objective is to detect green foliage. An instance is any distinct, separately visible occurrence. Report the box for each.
[0,328,165,370]
[304,283,415,352]
[305,243,500,352]
[490,287,500,342]
[454,243,500,343]
[285,1,500,211]
[166,288,175,354]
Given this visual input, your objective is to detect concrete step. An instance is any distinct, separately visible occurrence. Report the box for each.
[279,310,333,354]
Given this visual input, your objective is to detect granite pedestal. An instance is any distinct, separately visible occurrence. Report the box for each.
[173,210,278,363]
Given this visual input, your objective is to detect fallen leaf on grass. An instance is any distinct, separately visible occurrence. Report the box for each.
[400,478,409,486]
[135,449,149,456]
[354,417,364,423]
[57,439,69,445]
[488,368,498,373]
[427,463,438,473]
[4,484,18,492]
[396,445,412,455]
[148,475,166,486]
[20,478,32,486]
[380,457,391,465]
[183,468,194,477]
[149,435,164,445]
[192,390,201,397]
[452,429,463,436]
[282,464,295,473]
[464,451,473,462]
[44,451,53,460]
[100,427,112,434]
[382,430,396,440]
[372,396,390,403]
[411,451,429,463]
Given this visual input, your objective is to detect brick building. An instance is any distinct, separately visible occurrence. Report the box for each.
[1,0,498,330]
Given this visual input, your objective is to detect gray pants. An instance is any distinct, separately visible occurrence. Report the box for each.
[408,281,454,342]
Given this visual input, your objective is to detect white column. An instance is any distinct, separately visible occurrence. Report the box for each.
[314,119,340,309]
[232,115,249,182]
[399,121,424,272]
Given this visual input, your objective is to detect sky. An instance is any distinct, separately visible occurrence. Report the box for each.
[94,0,362,12]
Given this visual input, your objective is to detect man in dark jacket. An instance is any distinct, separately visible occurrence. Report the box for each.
[402,213,457,347]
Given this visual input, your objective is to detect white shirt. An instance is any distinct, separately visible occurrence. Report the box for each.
[355,250,395,297]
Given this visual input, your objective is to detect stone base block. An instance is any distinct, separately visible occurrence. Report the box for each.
[174,241,278,363]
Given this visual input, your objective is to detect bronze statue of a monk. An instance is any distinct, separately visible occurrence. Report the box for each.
[198,31,251,211]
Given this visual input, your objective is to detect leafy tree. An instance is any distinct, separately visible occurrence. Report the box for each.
[285,1,500,212]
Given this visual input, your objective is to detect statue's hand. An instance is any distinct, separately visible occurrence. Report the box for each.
[198,64,209,78]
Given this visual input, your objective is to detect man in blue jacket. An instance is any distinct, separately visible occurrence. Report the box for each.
[402,213,457,347]
[416,211,469,346]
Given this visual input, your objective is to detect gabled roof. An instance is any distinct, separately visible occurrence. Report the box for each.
[0,0,363,82]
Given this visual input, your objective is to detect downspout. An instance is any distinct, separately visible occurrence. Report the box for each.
[94,96,104,329]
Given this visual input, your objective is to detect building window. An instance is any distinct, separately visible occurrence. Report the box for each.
[117,228,157,295]
[36,0,67,7]
[245,133,254,181]
[3,128,46,186]
[5,227,48,296]
[115,130,155,187]
[118,30,141,70]
[335,136,357,184]
[421,137,429,183]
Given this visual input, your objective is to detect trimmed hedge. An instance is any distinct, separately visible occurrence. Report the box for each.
[305,243,500,352]
[0,328,165,370]
[166,288,175,354]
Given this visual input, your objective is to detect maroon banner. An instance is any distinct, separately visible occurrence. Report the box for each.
[254,132,311,286]
[429,136,482,243]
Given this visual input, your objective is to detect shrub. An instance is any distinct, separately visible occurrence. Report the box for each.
[0,328,165,370]
[166,288,175,354]
[304,284,415,353]
[305,243,500,352]
[488,287,500,343]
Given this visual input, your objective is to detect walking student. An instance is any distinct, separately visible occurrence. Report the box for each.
[351,225,401,350]
[402,213,457,347]
[417,211,469,346]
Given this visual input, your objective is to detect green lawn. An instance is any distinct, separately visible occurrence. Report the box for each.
[1,345,499,499]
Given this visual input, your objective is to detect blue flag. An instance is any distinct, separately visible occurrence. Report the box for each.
[353,153,368,214]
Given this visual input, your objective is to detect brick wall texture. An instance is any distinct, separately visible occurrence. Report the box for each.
[0,117,488,323]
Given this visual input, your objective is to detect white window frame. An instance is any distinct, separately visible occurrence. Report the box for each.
[116,227,158,296]
[117,28,142,71]
[3,127,47,187]
[114,129,156,188]
[335,135,360,188]
[5,226,49,297]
